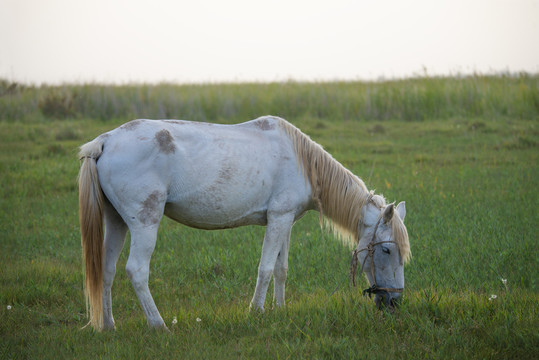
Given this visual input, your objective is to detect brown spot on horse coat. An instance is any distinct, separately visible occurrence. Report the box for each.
[155,129,176,154]
[121,120,143,131]
[219,166,233,182]
[256,118,275,131]
[138,191,163,225]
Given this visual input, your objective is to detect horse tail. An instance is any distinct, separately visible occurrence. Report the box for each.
[78,138,105,330]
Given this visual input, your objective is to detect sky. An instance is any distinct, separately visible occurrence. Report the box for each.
[1,0,538,84]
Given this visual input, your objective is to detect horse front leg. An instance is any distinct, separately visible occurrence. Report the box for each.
[273,236,290,308]
[250,212,294,312]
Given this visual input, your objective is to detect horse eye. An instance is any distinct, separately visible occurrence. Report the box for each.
[382,246,390,254]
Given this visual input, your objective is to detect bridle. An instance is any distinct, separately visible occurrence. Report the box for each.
[350,208,404,298]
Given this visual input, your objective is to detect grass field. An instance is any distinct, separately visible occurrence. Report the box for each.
[1,75,538,359]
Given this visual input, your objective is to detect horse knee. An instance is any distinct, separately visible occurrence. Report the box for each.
[103,269,115,289]
[126,262,148,290]
[125,262,136,280]
[103,258,117,284]
[258,268,273,281]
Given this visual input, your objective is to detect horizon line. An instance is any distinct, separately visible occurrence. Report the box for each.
[2,69,538,87]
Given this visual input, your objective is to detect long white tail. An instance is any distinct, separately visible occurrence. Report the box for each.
[78,139,105,330]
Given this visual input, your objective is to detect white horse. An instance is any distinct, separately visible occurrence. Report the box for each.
[78,115,410,331]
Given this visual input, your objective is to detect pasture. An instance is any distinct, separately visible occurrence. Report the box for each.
[1,76,538,359]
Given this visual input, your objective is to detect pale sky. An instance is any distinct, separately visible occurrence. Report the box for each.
[1,0,538,84]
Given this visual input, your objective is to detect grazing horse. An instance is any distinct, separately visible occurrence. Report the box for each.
[78,116,410,331]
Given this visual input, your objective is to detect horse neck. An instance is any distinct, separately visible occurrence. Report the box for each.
[279,118,370,242]
[315,157,371,243]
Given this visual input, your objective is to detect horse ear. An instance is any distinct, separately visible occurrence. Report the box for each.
[396,201,406,221]
[382,203,394,224]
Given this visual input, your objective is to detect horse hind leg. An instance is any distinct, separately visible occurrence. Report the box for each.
[125,223,168,330]
[109,187,168,330]
[102,201,128,330]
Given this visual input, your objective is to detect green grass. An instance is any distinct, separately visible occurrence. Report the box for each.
[1,77,538,359]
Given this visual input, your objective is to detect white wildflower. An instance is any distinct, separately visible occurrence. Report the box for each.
[500,278,509,291]
[7,305,12,310]
[196,317,202,323]
[488,294,497,301]
[172,317,178,325]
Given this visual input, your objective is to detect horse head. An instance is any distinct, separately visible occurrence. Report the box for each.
[353,200,409,311]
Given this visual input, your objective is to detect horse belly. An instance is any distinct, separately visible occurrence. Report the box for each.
[163,184,271,229]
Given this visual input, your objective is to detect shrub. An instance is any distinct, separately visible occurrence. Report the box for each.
[38,90,76,119]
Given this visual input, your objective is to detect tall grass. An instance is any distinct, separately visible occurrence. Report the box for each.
[1,73,538,123]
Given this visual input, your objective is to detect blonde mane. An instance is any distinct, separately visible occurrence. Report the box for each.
[278,119,410,262]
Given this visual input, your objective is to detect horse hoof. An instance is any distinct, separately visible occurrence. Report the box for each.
[154,324,170,333]
[249,303,265,315]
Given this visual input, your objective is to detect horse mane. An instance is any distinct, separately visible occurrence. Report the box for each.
[389,210,411,263]
[277,118,410,263]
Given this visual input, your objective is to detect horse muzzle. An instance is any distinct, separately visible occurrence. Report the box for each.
[374,290,402,311]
